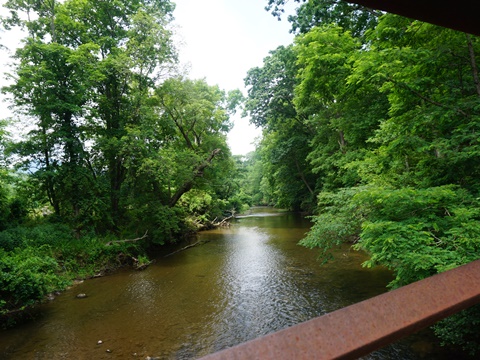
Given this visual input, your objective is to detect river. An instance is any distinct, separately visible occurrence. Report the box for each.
[0,207,467,359]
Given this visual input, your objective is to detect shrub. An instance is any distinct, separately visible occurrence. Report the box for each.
[0,247,69,315]
[304,184,480,354]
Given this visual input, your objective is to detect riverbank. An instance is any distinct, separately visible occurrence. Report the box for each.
[0,216,227,329]
[1,208,470,359]
[0,223,150,328]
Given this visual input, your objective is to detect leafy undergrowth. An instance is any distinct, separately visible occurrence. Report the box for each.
[0,223,146,328]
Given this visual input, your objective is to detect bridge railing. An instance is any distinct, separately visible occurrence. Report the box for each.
[200,259,480,360]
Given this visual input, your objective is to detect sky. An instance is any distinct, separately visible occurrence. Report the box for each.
[0,0,296,155]
[172,0,296,155]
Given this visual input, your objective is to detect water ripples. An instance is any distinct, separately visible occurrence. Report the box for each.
[0,208,460,360]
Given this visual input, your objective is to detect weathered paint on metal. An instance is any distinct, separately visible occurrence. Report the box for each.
[346,1,480,36]
[199,259,480,360]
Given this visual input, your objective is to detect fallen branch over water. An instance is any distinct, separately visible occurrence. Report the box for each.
[164,240,207,257]
[132,257,154,271]
[105,231,148,246]
[211,213,235,227]
[206,209,236,229]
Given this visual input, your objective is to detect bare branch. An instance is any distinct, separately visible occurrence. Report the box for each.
[105,230,148,246]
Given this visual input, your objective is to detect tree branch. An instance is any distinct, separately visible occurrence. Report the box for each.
[212,209,236,227]
[466,33,480,98]
[105,230,148,246]
[164,240,207,257]
[169,148,222,207]
[161,98,195,150]
[393,79,469,117]
[294,157,314,195]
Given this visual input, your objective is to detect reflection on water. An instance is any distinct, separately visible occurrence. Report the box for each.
[0,207,467,359]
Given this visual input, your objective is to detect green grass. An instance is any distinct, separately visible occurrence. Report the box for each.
[0,223,148,327]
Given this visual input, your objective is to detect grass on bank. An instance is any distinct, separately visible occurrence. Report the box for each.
[0,223,147,328]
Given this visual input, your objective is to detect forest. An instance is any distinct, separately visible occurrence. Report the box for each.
[1,0,480,355]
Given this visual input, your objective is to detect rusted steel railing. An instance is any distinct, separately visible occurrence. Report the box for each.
[200,259,480,360]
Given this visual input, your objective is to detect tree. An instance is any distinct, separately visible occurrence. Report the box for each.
[2,0,177,232]
[61,0,177,229]
[153,78,232,207]
[296,14,480,353]
[245,45,299,129]
[266,0,379,38]
[352,15,480,191]
[294,25,388,191]
[119,78,236,242]
[4,32,100,225]
[244,45,318,211]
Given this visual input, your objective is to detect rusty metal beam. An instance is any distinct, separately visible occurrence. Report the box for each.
[345,0,480,36]
[200,259,480,360]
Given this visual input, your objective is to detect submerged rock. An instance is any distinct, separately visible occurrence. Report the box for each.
[76,293,87,299]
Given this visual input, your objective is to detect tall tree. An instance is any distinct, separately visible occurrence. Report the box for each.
[119,78,236,241]
[353,15,480,191]
[244,45,317,210]
[296,15,480,353]
[59,0,176,229]
[266,0,379,38]
[294,25,388,191]
[2,0,177,231]
[3,1,100,224]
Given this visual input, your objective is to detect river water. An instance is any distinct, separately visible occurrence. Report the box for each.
[0,207,467,359]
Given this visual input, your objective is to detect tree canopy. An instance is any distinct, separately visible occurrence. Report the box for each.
[1,0,480,353]
[0,0,250,320]
[244,8,480,353]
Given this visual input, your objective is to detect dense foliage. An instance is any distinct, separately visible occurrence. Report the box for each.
[244,2,480,354]
[0,0,245,323]
[1,0,480,353]
[0,223,141,324]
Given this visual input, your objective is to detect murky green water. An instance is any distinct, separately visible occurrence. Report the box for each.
[0,207,467,359]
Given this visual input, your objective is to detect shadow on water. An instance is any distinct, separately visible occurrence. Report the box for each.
[0,207,470,359]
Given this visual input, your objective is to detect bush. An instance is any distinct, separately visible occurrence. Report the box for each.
[0,223,75,252]
[0,223,147,326]
[434,305,480,356]
[304,184,480,354]
[299,187,364,262]
[0,247,69,315]
[353,185,480,288]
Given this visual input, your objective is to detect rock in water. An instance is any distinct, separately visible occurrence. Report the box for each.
[76,293,87,299]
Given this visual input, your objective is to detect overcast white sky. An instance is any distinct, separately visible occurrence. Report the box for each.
[0,0,296,155]
[173,0,295,155]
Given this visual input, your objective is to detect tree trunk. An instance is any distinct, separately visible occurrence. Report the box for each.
[294,157,314,195]
[109,156,125,229]
[338,130,347,154]
[169,148,221,207]
[41,122,60,215]
[466,33,480,97]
